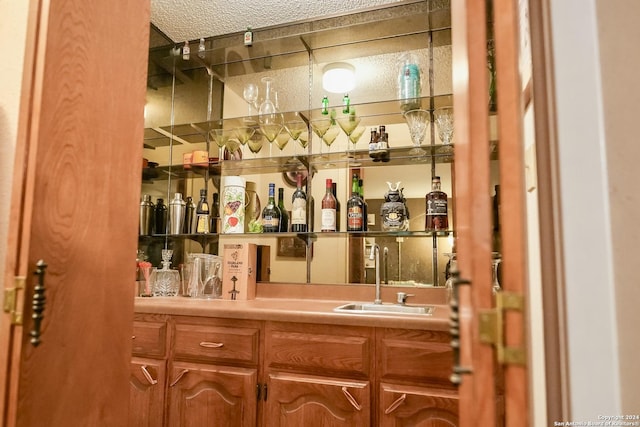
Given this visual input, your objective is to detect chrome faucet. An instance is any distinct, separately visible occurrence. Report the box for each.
[369,244,382,304]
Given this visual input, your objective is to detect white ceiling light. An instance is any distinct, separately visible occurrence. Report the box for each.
[322,62,356,94]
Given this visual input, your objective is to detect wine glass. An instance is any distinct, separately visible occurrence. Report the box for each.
[297,130,309,151]
[258,77,284,161]
[234,125,256,161]
[403,109,430,157]
[243,83,259,117]
[347,125,366,166]
[274,132,291,157]
[210,128,233,161]
[224,138,242,161]
[434,107,454,153]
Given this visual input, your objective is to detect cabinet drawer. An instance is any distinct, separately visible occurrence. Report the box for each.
[132,320,167,358]
[266,322,373,378]
[173,322,260,365]
[378,329,452,386]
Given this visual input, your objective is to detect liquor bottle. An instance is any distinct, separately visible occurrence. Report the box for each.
[342,94,350,114]
[368,128,380,160]
[277,187,289,232]
[195,189,210,234]
[332,182,341,231]
[290,173,307,232]
[198,38,206,59]
[358,178,368,231]
[378,125,389,162]
[347,174,364,231]
[321,96,329,115]
[211,192,220,233]
[425,176,449,231]
[182,41,190,60]
[262,183,281,233]
[321,179,337,232]
[155,198,167,235]
[183,196,195,234]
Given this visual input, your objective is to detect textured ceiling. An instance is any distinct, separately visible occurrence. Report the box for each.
[151,0,402,42]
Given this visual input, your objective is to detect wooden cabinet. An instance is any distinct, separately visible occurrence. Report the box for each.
[130,314,456,426]
[377,328,458,426]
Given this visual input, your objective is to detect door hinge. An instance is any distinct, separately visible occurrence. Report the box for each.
[478,291,526,365]
[3,276,26,325]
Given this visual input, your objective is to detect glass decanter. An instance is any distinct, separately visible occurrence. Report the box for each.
[151,249,180,297]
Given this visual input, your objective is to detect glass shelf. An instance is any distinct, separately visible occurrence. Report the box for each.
[218,230,452,241]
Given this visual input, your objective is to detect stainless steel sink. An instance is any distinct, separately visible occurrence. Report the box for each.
[333,302,434,315]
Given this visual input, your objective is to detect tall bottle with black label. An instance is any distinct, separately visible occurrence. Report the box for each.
[195,189,210,234]
[262,183,281,233]
[291,173,307,232]
[321,179,337,232]
[358,178,368,231]
[277,187,289,232]
[332,182,340,231]
[425,176,448,231]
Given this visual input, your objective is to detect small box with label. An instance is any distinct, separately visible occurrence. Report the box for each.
[222,243,257,300]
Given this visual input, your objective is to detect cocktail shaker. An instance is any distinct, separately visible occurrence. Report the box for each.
[169,193,186,234]
[139,194,154,235]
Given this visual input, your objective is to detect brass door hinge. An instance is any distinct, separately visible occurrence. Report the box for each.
[478,291,526,365]
[3,276,26,325]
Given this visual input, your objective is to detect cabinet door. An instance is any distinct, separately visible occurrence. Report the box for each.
[379,383,458,427]
[129,358,166,427]
[167,362,257,427]
[265,372,370,426]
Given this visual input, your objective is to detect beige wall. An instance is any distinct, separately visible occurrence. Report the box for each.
[0,1,29,292]
[596,0,640,412]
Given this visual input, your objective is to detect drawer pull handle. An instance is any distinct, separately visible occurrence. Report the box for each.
[169,369,189,387]
[341,386,362,411]
[199,341,224,348]
[140,365,158,385]
[384,393,407,415]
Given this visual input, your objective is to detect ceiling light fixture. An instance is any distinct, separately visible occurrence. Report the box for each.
[322,62,356,94]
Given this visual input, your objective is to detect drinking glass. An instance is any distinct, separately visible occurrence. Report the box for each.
[210,128,233,161]
[403,109,430,157]
[336,111,362,158]
[243,83,259,117]
[274,132,291,154]
[234,125,256,160]
[284,118,307,156]
[322,125,340,167]
[247,132,265,158]
[224,138,242,161]
[434,107,454,154]
[310,117,332,156]
[258,77,284,160]
[297,130,309,151]
[347,125,366,166]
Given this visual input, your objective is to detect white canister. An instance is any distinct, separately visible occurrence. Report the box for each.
[221,176,246,233]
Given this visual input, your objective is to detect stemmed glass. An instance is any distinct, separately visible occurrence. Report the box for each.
[434,107,454,153]
[210,128,233,162]
[297,130,309,152]
[234,125,256,161]
[321,125,340,167]
[274,132,291,156]
[243,83,259,117]
[258,77,284,161]
[347,125,366,166]
[310,117,333,157]
[403,109,430,157]
[336,110,362,158]
[246,131,265,158]
[284,118,307,157]
[224,138,242,161]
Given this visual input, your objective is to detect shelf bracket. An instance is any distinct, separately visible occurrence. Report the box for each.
[3,276,25,325]
[478,291,527,365]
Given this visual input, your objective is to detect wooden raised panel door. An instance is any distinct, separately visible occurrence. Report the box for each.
[167,362,257,426]
[129,358,166,427]
[379,383,458,427]
[265,372,370,426]
[0,0,150,426]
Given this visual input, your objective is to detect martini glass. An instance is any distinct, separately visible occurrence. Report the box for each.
[403,109,430,157]
[246,132,265,158]
[210,128,233,162]
[321,125,340,167]
[234,125,256,161]
[434,107,454,154]
[310,117,332,157]
[224,138,242,161]
[284,118,307,157]
[347,125,366,166]
[297,130,309,152]
[336,111,362,158]
[274,132,291,155]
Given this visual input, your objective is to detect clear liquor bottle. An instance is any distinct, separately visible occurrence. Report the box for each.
[262,183,281,233]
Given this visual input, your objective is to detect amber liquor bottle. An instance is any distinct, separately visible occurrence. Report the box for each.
[425,176,449,231]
